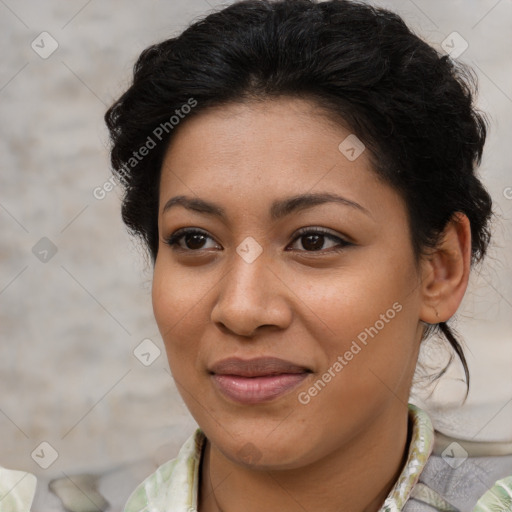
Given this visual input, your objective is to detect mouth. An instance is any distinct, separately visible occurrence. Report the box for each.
[209,357,311,405]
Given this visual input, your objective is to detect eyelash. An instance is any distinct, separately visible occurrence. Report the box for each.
[163,227,352,254]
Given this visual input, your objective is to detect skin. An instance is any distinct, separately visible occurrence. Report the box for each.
[151,97,471,512]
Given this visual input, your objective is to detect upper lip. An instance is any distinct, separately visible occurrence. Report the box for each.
[209,357,311,377]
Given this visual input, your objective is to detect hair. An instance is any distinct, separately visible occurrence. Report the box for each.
[105,0,493,398]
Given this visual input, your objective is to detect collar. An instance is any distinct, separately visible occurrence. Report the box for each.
[124,403,434,512]
[0,466,37,512]
[380,403,435,511]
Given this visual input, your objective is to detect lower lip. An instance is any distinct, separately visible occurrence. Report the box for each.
[211,373,309,404]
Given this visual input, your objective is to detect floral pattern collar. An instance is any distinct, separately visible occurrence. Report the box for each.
[380,403,435,511]
[124,403,436,511]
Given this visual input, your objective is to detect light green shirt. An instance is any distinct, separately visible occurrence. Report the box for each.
[2,404,511,511]
[122,404,512,512]
[0,466,37,512]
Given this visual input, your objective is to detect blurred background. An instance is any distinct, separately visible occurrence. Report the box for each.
[1,0,511,509]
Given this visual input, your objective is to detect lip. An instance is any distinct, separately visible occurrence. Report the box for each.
[209,357,311,404]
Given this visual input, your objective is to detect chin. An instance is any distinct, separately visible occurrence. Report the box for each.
[206,419,321,471]
[227,441,305,470]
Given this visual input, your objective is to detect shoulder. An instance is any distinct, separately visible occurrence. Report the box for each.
[124,428,205,512]
[405,439,512,511]
[123,457,179,512]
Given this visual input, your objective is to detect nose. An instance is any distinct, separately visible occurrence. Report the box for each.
[210,248,293,338]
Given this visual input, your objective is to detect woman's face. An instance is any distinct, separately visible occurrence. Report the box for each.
[152,97,426,469]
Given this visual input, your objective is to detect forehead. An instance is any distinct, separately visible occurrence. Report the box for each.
[159,97,402,220]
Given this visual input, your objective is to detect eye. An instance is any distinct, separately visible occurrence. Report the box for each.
[164,227,352,254]
[288,228,352,253]
[164,228,220,251]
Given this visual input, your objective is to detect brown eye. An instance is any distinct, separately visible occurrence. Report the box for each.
[183,233,208,250]
[300,233,326,251]
[289,228,352,253]
[165,229,219,251]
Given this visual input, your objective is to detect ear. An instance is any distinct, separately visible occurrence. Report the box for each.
[419,213,472,324]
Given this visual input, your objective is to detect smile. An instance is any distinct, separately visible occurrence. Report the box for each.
[209,357,311,405]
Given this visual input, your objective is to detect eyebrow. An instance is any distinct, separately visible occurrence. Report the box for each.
[162,192,371,221]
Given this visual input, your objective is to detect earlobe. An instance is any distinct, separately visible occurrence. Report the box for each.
[419,213,472,324]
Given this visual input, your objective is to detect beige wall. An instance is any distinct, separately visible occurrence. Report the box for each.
[1,0,511,481]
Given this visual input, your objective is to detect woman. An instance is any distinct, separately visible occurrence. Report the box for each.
[103,0,512,510]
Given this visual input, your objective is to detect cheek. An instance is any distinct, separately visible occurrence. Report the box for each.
[295,259,416,342]
[151,261,206,363]
[292,257,422,400]
[152,263,221,429]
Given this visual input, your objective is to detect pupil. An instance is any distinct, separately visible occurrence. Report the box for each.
[304,234,323,251]
[187,234,205,249]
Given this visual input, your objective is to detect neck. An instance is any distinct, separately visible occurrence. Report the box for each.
[199,402,411,512]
